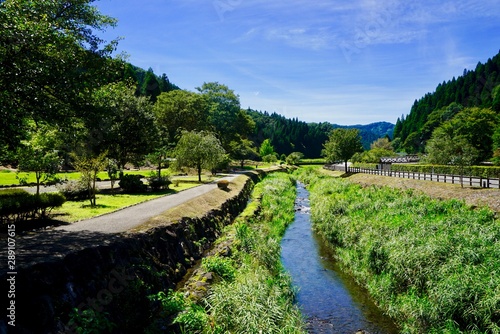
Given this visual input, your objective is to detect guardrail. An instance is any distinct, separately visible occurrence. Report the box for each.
[324,165,500,189]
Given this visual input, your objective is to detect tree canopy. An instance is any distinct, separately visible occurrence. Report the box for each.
[174,131,226,182]
[322,128,363,172]
[0,0,120,156]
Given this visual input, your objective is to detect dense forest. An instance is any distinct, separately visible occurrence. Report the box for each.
[394,50,500,158]
[247,109,394,158]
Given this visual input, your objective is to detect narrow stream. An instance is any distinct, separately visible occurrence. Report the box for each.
[281,183,399,334]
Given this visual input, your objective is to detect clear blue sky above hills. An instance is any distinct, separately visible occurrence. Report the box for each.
[95,0,500,125]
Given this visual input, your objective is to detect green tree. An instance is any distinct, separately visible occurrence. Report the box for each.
[154,90,209,144]
[259,139,275,158]
[0,0,119,156]
[72,151,108,207]
[91,82,157,170]
[492,126,500,165]
[492,85,500,112]
[174,131,226,182]
[370,137,393,151]
[322,128,363,172]
[229,139,258,168]
[16,124,62,195]
[425,126,478,187]
[196,82,255,152]
[449,107,498,163]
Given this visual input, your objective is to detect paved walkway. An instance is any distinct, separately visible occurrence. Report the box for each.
[53,175,239,234]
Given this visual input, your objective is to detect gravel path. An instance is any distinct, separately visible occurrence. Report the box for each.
[53,175,239,234]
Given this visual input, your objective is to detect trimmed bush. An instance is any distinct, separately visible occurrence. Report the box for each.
[148,175,171,192]
[0,189,66,223]
[57,180,90,201]
[119,174,146,193]
[217,179,230,190]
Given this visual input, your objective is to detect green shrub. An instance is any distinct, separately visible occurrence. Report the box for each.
[149,290,185,315]
[57,180,90,201]
[147,175,171,192]
[0,189,36,221]
[0,190,65,223]
[119,174,146,193]
[173,303,208,333]
[202,256,235,281]
[36,193,66,218]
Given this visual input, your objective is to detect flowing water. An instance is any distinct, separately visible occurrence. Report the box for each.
[281,183,400,334]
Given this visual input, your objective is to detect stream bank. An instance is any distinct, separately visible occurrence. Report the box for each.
[281,183,399,333]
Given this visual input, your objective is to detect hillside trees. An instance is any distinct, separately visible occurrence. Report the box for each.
[0,0,120,158]
[394,50,500,154]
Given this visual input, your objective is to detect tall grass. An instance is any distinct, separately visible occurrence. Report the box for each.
[172,173,305,334]
[296,167,500,334]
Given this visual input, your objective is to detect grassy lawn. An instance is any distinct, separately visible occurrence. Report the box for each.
[52,182,200,223]
[0,169,150,187]
[0,169,223,187]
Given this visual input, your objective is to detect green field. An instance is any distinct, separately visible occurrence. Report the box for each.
[0,169,149,187]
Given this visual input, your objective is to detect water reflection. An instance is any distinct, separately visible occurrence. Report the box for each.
[281,183,399,334]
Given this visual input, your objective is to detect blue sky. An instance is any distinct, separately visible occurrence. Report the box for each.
[95,0,500,125]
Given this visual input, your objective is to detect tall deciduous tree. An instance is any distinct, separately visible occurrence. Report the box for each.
[174,131,226,182]
[0,0,119,156]
[16,124,62,195]
[154,90,209,144]
[322,128,363,172]
[90,82,157,170]
[196,82,255,152]
[259,139,275,157]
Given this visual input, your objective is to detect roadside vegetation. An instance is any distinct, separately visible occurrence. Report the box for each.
[297,167,500,333]
[152,172,306,333]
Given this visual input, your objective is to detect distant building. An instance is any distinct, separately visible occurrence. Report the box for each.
[379,155,420,170]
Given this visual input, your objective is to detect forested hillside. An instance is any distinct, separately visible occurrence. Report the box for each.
[394,50,500,156]
[247,109,393,157]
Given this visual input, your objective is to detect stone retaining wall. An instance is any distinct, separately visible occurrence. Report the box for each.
[0,172,265,333]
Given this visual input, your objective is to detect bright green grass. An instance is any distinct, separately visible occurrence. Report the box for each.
[0,169,218,187]
[296,168,500,334]
[52,182,198,222]
[0,170,150,186]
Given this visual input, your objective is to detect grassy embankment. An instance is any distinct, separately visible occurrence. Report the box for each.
[297,167,500,333]
[147,172,306,333]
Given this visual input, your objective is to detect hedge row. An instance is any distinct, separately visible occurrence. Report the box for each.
[0,189,66,224]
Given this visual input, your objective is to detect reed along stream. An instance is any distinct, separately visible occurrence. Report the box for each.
[281,183,399,334]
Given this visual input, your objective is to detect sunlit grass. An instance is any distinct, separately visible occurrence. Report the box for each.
[0,169,151,186]
[295,168,500,333]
